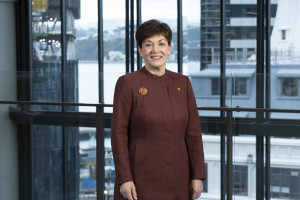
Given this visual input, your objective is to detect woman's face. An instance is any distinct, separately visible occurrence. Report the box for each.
[138,34,172,70]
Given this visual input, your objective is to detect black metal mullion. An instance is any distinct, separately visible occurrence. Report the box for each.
[97,1,104,199]
[16,1,33,199]
[220,1,226,200]
[265,1,271,199]
[126,0,130,73]
[130,0,135,72]
[60,1,67,199]
[98,0,104,104]
[61,0,66,108]
[18,124,33,200]
[62,127,68,200]
[226,111,233,200]
[177,0,183,74]
[256,135,264,200]
[96,106,105,200]
[256,0,265,109]
[220,0,226,110]
[28,0,33,73]
[136,0,142,69]
[265,0,271,113]
[266,135,271,200]
[256,1,265,200]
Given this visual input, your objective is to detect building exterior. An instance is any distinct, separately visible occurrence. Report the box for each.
[31,1,81,199]
[200,0,278,69]
[190,1,300,198]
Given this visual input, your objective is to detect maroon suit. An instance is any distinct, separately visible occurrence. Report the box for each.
[111,67,205,199]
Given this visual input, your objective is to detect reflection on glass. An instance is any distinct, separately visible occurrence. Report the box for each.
[32,0,79,112]
[79,127,114,199]
[32,0,62,110]
[79,127,97,199]
[33,125,80,200]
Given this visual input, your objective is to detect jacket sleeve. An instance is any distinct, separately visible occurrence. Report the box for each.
[185,76,206,180]
[111,75,133,185]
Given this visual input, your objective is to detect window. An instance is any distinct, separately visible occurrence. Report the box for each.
[281,78,298,96]
[271,168,300,199]
[212,78,220,95]
[225,165,248,196]
[230,27,257,40]
[281,30,286,40]
[233,165,248,196]
[212,78,227,95]
[232,77,247,96]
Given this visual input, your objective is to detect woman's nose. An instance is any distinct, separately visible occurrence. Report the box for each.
[151,44,159,52]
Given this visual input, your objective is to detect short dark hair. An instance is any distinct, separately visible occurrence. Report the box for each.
[135,19,172,48]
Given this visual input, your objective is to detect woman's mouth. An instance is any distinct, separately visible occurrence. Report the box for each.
[151,56,162,60]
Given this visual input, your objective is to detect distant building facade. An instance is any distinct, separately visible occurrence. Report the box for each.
[31,0,81,199]
[200,0,278,69]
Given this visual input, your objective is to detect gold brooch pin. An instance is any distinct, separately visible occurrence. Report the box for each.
[177,87,181,91]
[139,87,148,95]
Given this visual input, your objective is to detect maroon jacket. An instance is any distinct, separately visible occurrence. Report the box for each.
[111,67,205,199]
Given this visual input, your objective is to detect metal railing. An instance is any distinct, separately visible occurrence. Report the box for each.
[1,100,300,200]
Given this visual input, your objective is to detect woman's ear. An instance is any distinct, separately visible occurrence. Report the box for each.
[168,43,172,55]
[137,46,144,58]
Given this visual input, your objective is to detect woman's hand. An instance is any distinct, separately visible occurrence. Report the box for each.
[190,179,203,199]
[120,181,138,200]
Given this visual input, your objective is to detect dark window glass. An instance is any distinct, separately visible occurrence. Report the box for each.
[225,165,248,196]
[230,27,257,39]
[271,168,300,199]
[281,78,298,96]
[212,78,227,95]
[232,78,247,96]
[230,5,277,18]
[233,165,248,196]
[230,5,257,17]
[281,30,286,40]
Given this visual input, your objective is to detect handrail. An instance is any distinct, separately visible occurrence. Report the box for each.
[1,100,300,113]
[0,100,113,107]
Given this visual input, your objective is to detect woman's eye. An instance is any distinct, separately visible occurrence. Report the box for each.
[145,44,152,47]
[159,43,166,46]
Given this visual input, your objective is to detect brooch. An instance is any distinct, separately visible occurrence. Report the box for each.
[139,87,148,95]
[177,87,181,91]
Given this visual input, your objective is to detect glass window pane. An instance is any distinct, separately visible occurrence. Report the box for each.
[270,1,300,119]
[74,0,99,110]
[32,0,62,109]
[33,125,80,200]
[188,0,221,113]
[103,0,126,113]
[79,127,97,198]
[270,137,300,199]
[183,0,201,75]
[232,135,256,198]
[141,0,178,72]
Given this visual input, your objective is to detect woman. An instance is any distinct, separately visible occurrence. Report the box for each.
[111,19,206,200]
